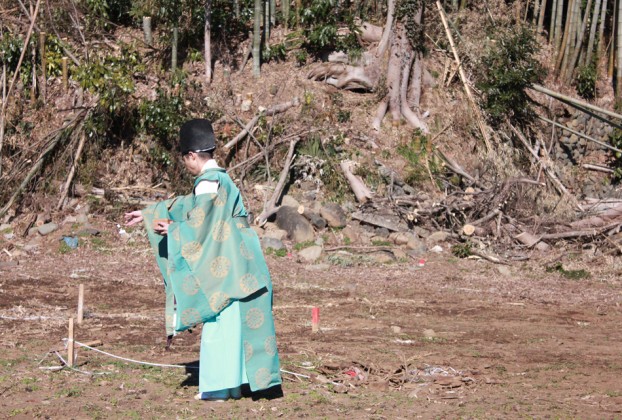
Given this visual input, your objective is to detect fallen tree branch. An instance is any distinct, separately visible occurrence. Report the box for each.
[540,221,622,240]
[223,98,299,151]
[509,124,582,211]
[56,131,86,210]
[256,138,299,225]
[538,115,622,154]
[436,1,492,152]
[0,110,88,219]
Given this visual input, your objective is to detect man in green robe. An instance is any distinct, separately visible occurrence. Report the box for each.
[125,119,281,401]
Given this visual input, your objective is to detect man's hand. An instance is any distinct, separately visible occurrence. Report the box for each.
[153,219,171,236]
[124,210,143,226]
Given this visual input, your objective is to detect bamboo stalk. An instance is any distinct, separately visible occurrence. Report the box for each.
[143,16,153,46]
[39,31,46,103]
[565,0,593,82]
[538,115,622,153]
[597,0,609,60]
[550,0,558,43]
[560,0,578,76]
[0,65,5,179]
[538,0,548,34]
[554,0,565,51]
[436,1,491,152]
[253,0,262,77]
[171,27,179,71]
[617,0,622,99]
[585,0,603,66]
[531,83,622,120]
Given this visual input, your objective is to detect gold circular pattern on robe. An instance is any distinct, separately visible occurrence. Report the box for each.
[239,241,254,260]
[180,308,202,327]
[255,368,272,389]
[181,274,201,295]
[214,189,227,207]
[210,256,231,278]
[244,340,253,362]
[212,221,231,242]
[181,241,202,262]
[239,273,259,294]
[187,207,206,228]
[245,308,265,330]
[167,261,176,276]
[264,335,277,357]
[209,291,230,313]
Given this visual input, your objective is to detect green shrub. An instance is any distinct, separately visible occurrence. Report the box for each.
[477,26,545,127]
[575,64,597,100]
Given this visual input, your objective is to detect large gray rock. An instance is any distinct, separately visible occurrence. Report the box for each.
[275,206,315,243]
[370,251,395,264]
[390,232,411,246]
[298,245,323,263]
[426,231,450,244]
[261,237,285,251]
[342,226,360,244]
[264,228,288,241]
[38,222,58,236]
[320,203,347,228]
[407,235,426,254]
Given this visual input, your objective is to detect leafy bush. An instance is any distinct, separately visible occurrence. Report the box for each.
[300,0,361,57]
[397,132,441,186]
[575,64,597,100]
[73,45,144,114]
[139,89,189,149]
[477,26,545,127]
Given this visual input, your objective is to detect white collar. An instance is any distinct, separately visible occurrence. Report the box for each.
[201,159,220,172]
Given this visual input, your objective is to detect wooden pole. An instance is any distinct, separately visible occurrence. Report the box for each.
[61,57,68,92]
[171,28,179,71]
[436,1,492,151]
[0,65,5,179]
[39,31,46,103]
[143,16,153,46]
[77,284,84,324]
[67,317,75,367]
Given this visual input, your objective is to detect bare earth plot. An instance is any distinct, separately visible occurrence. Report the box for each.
[1,222,621,419]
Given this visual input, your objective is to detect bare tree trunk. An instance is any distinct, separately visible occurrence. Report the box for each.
[387,30,402,123]
[253,0,262,77]
[204,0,212,84]
[533,0,541,25]
[610,0,617,78]
[617,0,622,98]
[377,0,395,57]
[584,0,603,66]
[234,0,240,19]
[565,0,593,81]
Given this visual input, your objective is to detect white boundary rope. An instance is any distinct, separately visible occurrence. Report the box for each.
[62,339,334,384]
[64,339,199,369]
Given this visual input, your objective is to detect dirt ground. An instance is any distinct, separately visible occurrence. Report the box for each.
[1,219,622,419]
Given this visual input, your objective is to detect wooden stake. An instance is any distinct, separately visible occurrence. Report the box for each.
[77,284,84,324]
[143,16,153,46]
[171,28,179,71]
[311,307,320,333]
[67,317,75,367]
[61,57,68,92]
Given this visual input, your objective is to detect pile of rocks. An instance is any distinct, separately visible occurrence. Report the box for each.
[252,194,450,264]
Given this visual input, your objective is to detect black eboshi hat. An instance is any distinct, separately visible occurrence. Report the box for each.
[179,119,216,155]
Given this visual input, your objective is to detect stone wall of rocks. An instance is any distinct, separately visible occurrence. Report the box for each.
[554,111,619,198]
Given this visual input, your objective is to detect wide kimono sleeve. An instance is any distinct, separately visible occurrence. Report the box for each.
[143,186,269,334]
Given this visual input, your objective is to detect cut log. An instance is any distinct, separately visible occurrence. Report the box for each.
[350,211,405,232]
[340,161,372,203]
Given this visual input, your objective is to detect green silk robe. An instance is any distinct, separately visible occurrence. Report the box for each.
[142,168,281,391]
